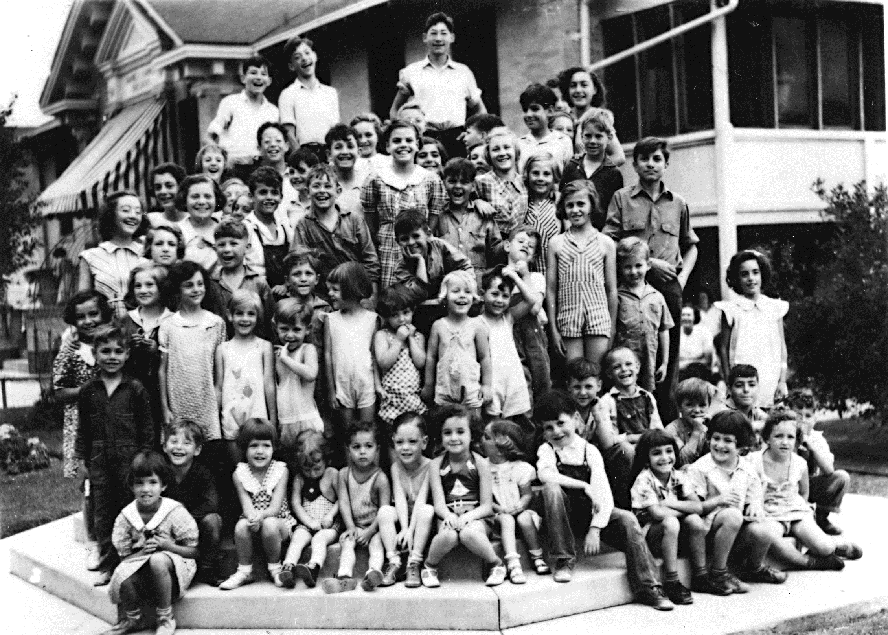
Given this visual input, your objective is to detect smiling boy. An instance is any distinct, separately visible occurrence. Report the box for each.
[517,83,573,172]
[244,166,294,288]
[325,124,371,220]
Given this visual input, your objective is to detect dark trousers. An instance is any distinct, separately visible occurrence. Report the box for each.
[648,276,682,421]
[809,470,850,514]
[425,126,466,160]
[199,439,239,530]
[514,314,551,408]
[90,447,136,573]
[540,483,660,595]
[602,442,636,510]
[196,513,223,573]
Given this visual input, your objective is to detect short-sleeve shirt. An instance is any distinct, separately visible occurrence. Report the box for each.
[489,460,535,511]
[616,283,674,390]
[686,453,763,517]
[278,79,340,146]
[79,241,148,310]
[474,171,528,237]
[631,467,693,526]
[517,131,574,172]
[398,57,481,127]
[206,91,279,160]
[604,182,699,270]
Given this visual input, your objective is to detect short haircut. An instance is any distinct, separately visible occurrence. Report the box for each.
[256,121,289,147]
[167,260,211,295]
[284,36,314,61]
[287,147,320,170]
[194,142,228,173]
[580,108,615,138]
[382,118,420,147]
[442,157,476,182]
[786,388,816,411]
[707,410,754,448]
[221,177,246,193]
[391,411,427,438]
[377,284,417,319]
[325,123,357,148]
[327,261,373,302]
[237,417,277,451]
[557,67,606,109]
[424,11,454,33]
[245,168,281,198]
[465,113,504,134]
[533,390,578,423]
[567,357,601,382]
[283,246,321,276]
[522,152,562,193]
[438,269,478,302]
[519,83,557,111]
[151,162,186,185]
[176,174,224,212]
[228,288,263,321]
[394,210,428,237]
[481,264,516,293]
[242,55,270,74]
[556,179,600,221]
[350,112,382,134]
[633,136,670,163]
[725,249,773,294]
[630,429,681,482]
[92,324,128,350]
[508,224,542,250]
[145,223,186,261]
[98,190,149,241]
[128,450,174,488]
[674,377,712,406]
[548,111,575,129]
[728,363,759,386]
[306,163,339,187]
[64,290,112,326]
[346,420,379,446]
[274,297,312,327]
[432,403,479,443]
[616,236,650,263]
[761,409,801,446]
[126,262,168,307]
[603,346,640,374]
[165,418,205,448]
[214,218,249,241]
[484,127,521,166]
[487,418,527,462]
[419,136,448,163]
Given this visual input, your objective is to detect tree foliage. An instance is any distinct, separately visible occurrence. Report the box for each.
[0,96,41,277]
[786,180,888,417]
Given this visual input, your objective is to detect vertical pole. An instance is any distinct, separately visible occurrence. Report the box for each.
[712,7,736,299]
[579,0,591,67]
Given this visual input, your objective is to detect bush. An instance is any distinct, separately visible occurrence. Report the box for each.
[787,180,888,417]
[0,424,51,474]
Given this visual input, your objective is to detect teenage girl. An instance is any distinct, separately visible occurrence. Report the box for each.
[362,118,446,287]
[481,419,548,584]
[279,431,341,589]
[78,190,150,318]
[144,224,184,269]
[716,250,789,407]
[522,152,563,279]
[195,143,227,184]
[475,127,527,237]
[122,264,173,437]
[422,270,492,419]
[375,285,427,427]
[221,419,296,590]
[423,405,505,588]
[749,412,862,571]
[324,262,379,428]
[216,290,276,464]
[350,113,384,163]
[547,179,617,366]
[177,174,224,274]
[389,413,435,588]
[105,451,198,635]
[556,67,625,163]
[149,163,187,226]
[629,430,708,605]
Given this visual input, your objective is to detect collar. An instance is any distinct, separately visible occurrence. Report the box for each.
[307,203,349,222]
[609,385,643,399]
[211,263,261,282]
[98,240,142,255]
[733,295,765,311]
[377,164,430,190]
[293,77,322,90]
[240,90,268,105]
[619,282,658,299]
[121,498,180,531]
[422,55,456,70]
[630,182,673,201]
[127,307,173,328]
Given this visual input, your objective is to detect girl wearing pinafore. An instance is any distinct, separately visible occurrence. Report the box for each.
[547,180,617,366]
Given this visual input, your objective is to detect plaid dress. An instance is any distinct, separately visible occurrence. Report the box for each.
[555,230,610,338]
[475,171,528,238]
[361,165,446,287]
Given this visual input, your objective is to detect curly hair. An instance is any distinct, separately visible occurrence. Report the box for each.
[725,249,773,294]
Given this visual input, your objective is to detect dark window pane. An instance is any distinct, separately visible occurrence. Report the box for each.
[636,7,676,136]
[862,10,886,131]
[774,16,814,127]
[676,4,713,132]
[602,15,639,141]
[60,216,74,236]
[728,9,774,127]
[820,19,856,128]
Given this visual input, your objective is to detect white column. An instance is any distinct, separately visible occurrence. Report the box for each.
[712,8,736,299]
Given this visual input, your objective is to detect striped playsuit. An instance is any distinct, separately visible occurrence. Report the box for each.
[555,231,611,338]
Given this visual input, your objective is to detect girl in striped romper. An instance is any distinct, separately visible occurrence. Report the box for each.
[546,180,617,367]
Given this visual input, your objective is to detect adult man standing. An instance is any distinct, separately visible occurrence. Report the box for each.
[390,12,486,159]
[278,37,340,161]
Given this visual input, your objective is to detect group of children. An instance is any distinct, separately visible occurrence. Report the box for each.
[50,13,864,635]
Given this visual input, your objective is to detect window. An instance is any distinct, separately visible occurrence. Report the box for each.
[774,17,814,127]
[819,19,857,128]
[60,216,74,236]
[602,4,714,141]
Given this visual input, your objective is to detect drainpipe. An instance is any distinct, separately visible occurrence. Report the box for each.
[579,0,591,67]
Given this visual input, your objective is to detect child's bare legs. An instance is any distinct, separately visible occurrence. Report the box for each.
[458,520,501,565]
[367,532,385,571]
[583,335,610,368]
[233,518,255,566]
[261,517,289,565]
[498,513,519,561]
[147,553,176,610]
[337,534,358,578]
[309,529,339,566]
[684,514,709,575]
[563,338,584,363]
[340,408,357,429]
[791,516,837,557]
[739,519,783,571]
[377,505,401,584]
[516,510,546,567]
[409,503,436,563]
[658,516,681,575]
[710,508,743,571]
[283,526,313,565]
[425,525,458,567]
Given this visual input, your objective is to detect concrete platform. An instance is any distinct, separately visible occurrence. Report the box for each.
[6,494,887,634]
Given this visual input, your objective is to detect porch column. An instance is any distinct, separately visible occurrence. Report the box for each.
[712,7,736,299]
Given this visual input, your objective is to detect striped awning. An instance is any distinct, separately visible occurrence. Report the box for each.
[38,97,173,216]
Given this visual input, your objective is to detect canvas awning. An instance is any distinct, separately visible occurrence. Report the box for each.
[38,97,172,216]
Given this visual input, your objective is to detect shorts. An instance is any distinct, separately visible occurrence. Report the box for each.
[335,374,376,409]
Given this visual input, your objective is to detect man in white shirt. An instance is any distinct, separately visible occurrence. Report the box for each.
[390,12,486,159]
[207,56,279,168]
[278,37,340,161]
